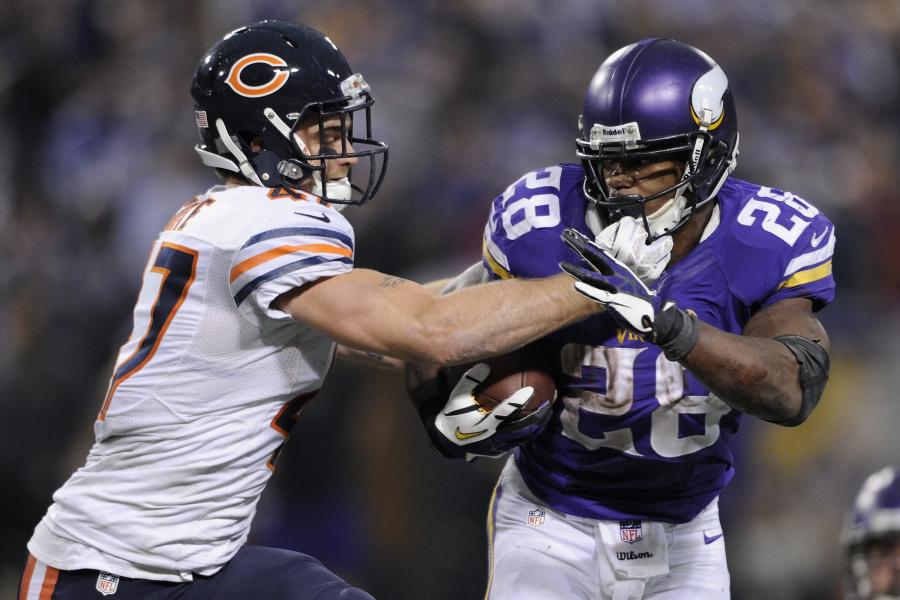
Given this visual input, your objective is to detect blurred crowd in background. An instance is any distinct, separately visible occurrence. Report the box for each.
[1,1,899,598]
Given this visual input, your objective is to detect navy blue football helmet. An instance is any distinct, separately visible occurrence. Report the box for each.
[191,20,388,205]
[843,467,900,600]
[576,38,739,240]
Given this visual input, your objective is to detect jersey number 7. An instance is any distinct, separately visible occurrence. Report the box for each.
[98,243,199,421]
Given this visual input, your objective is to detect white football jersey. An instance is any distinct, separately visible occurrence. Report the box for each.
[28,184,355,582]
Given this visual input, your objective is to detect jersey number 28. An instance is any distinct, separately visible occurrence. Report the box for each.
[558,344,730,458]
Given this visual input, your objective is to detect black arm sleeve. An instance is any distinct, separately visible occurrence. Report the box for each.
[769,335,830,427]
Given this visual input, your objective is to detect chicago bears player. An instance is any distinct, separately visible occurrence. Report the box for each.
[413,39,835,599]
[842,467,900,600]
[18,21,604,600]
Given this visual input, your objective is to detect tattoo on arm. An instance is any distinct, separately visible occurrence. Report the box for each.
[380,275,410,288]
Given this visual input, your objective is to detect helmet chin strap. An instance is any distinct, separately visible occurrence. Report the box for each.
[645,179,692,237]
[645,130,708,237]
[210,109,357,207]
[214,119,263,186]
[308,172,353,210]
[293,133,353,209]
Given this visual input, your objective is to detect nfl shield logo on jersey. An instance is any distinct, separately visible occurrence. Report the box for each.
[527,508,546,527]
[96,572,119,596]
[620,520,643,544]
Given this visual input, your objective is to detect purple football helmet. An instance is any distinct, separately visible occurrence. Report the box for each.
[842,467,900,600]
[576,38,739,240]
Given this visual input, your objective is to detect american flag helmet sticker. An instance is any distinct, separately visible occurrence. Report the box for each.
[196,110,209,128]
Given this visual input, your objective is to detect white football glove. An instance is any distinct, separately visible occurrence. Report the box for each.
[595,216,673,285]
[434,363,535,447]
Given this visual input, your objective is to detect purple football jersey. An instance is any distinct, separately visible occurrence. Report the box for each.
[482,163,835,523]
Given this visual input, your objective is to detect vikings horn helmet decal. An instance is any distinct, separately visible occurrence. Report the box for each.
[690,65,728,130]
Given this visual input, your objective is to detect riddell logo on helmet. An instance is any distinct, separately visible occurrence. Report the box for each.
[225,53,290,98]
[589,122,642,149]
[601,125,635,136]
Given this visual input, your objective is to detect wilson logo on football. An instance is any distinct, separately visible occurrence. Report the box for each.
[225,53,290,98]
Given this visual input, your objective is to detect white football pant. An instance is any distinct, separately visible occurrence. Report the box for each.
[485,459,730,600]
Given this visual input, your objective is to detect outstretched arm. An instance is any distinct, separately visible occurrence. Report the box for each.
[275,268,598,365]
[334,262,491,370]
[336,345,405,371]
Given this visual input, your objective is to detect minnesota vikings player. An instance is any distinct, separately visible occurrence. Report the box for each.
[843,467,900,600]
[18,21,603,600]
[414,39,834,599]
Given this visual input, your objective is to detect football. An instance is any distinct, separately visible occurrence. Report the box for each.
[440,343,557,414]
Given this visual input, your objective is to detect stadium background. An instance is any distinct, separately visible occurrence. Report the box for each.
[1,1,898,598]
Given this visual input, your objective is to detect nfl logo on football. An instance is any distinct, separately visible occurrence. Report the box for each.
[527,508,546,528]
[620,520,643,544]
[95,572,119,596]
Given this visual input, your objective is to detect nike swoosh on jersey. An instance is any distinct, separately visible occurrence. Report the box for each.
[294,211,331,223]
[809,227,829,248]
[454,427,487,441]
[703,531,723,544]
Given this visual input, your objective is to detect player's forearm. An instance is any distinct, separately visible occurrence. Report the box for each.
[681,322,803,422]
[283,269,596,365]
[416,274,598,365]
[336,344,405,371]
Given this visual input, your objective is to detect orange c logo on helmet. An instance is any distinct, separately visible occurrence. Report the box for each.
[225,53,290,98]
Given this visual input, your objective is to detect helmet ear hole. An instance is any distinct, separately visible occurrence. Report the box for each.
[705,141,727,165]
[237,132,264,153]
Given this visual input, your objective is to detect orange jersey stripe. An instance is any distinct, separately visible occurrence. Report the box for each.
[230,243,352,283]
[18,555,36,600]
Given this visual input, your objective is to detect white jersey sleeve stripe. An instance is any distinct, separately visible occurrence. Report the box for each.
[783,227,835,277]
[233,254,353,306]
[483,222,512,279]
[230,243,352,283]
[483,221,510,269]
[240,226,353,252]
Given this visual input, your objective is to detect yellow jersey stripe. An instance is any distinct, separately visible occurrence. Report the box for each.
[484,478,502,600]
[777,260,832,290]
[482,239,513,280]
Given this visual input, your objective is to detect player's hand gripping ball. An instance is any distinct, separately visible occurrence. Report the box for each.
[434,344,557,459]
